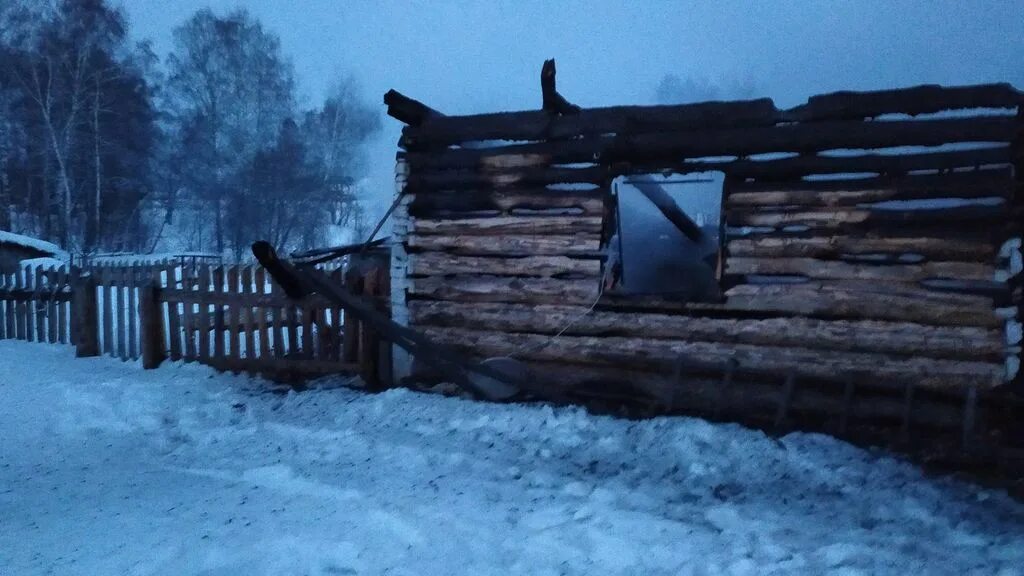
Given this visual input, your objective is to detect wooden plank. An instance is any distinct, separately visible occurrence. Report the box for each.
[411,216,604,236]
[213,266,226,360]
[360,267,381,388]
[661,147,1014,181]
[0,272,6,339]
[128,265,139,359]
[116,266,127,360]
[727,169,1014,208]
[407,233,602,256]
[720,283,999,327]
[408,253,602,278]
[198,264,211,361]
[408,188,605,218]
[420,327,1005,390]
[400,97,780,148]
[241,266,255,361]
[16,269,27,340]
[165,265,182,361]
[223,266,237,364]
[726,204,1008,230]
[726,235,997,262]
[406,165,607,191]
[202,356,360,377]
[407,301,1004,361]
[101,267,113,355]
[408,275,600,305]
[32,266,44,342]
[47,267,58,343]
[270,272,284,358]
[287,303,299,359]
[726,257,995,282]
[256,268,270,359]
[4,273,15,340]
[404,116,1019,171]
[181,264,196,360]
[302,299,314,360]
[342,267,362,363]
[784,83,1022,122]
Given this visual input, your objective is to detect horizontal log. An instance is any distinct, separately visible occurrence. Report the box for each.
[726,204,1008,229]
[403,117,1018,173]
[615,117,1020,163]
[420,327,1004,389]
[726,235,997,262]
[407,253,602,277]
[666,147,1014,180]
[726,168,1014,208]
[783,83,1023,122]
[726,257,995,282]
[405,165,606,191]
[408,275,599,304]
[400,98,780,148]
[720,283,1000,327]
[408,188,605,218]
[408,301,1004,360]
[410,215,604,236]
[384,89,443,126]
[0,288,72,302]
[406,233,603,256]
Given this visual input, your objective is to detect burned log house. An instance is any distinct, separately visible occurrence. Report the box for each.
[385,80,1024,455]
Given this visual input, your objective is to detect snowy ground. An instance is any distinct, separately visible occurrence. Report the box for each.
[2,341,1023,576]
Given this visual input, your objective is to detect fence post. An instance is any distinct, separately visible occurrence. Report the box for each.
[140,280,165,369]
[73,273,100,357]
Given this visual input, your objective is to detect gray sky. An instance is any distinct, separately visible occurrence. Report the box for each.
[121,0,1024,216]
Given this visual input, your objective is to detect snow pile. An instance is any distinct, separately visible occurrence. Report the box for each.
[2,340,1023,575]
[0,230,65,258]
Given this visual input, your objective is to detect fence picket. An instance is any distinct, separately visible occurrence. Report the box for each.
[198,264,211,361]
[241,266,255,363]
[182,264,196,360]
[166,264,182,361]
[128,264,139,359]
[0,272,6,340]
[47,267,58,343]
[101,266,113,355]
[255,268,269,359]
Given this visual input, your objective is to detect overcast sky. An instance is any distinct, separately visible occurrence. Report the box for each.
[121,0,1024,216]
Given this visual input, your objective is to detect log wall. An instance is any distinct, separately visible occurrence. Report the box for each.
[388,83,1024,448]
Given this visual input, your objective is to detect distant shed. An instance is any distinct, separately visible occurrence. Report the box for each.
[0,231,65,274]
[384,80,1024,451]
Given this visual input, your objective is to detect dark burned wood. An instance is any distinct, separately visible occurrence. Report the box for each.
[613,116,1018,162]
[541,59,580,115]
[721,283,999,328]
[726,203,1009,230]
[783,83,1023,122]
[727,235,997,263]
[668,147,1013,180]
[409,275,599,305]
[410,215,604,236]
[408,188,605,218]
[406,233,603,256]
[405,164,607,191]
[726,257,995,282]
[399,98,779,149]
[408,253,602,278]
[419,326,1004,390]
[403,116,1017,172]
[384,90,443,127]
[726,168,1015,208]
[407,301,1004,361]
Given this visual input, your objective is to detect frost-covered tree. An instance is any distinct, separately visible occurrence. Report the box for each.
[164,8,295,255]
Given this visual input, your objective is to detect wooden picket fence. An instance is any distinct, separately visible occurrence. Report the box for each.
[0,253,390,385]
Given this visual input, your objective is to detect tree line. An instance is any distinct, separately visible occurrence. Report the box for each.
[0,0,380,260]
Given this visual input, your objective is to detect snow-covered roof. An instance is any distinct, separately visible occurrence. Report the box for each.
[0,230,64,257]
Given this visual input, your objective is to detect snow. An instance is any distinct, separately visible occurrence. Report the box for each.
[0,230,65,257]
[2,340,1024,575]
